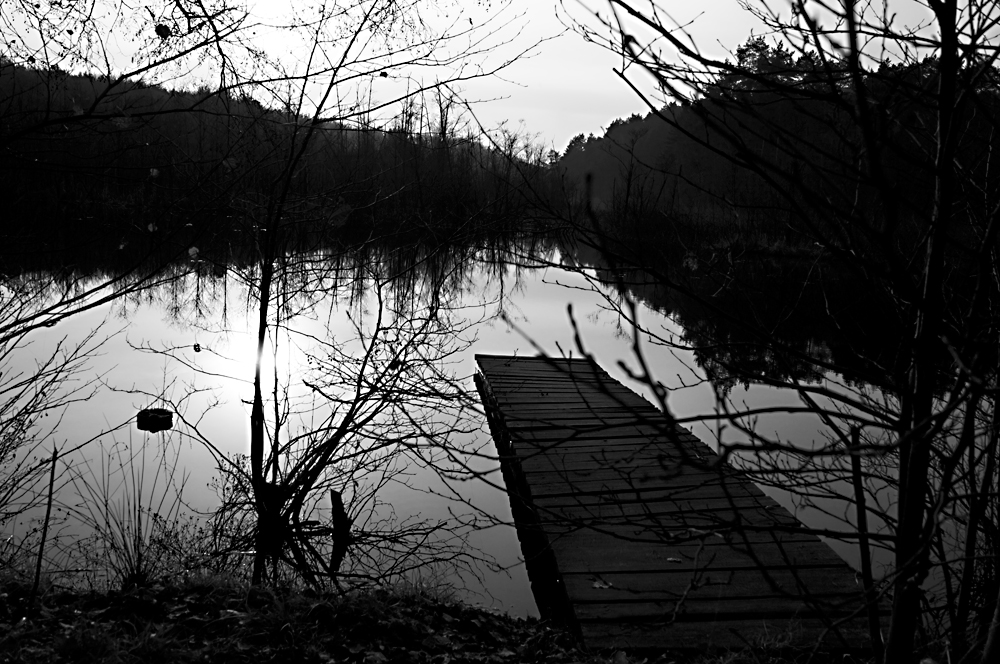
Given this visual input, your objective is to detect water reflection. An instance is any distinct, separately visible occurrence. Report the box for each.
[550,220,1000,636]
[1,223,920,616]
[553,230,903,557]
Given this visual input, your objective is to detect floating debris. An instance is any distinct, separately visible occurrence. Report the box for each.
[136,408,173,433]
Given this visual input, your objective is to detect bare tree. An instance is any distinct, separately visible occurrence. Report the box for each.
[0,0,258,538]
[2,0,538,588]
[216,0,532,584]
[533,1,1000,661]
[0,292,113,531]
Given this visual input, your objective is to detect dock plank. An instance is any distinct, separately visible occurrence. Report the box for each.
[549,534,851,570]
[563,567,862,598]
[475,354,878,651]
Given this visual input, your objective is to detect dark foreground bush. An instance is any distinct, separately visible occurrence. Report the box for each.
[0,575,881,664]
[0,576,591,664]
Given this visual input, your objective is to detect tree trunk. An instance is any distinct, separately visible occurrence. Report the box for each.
[851,427,884,659]
[329,489,352,576]
[883,2,958,661]
[251,258,274,584]
[980,577,1000,664]
[954,392,993,656]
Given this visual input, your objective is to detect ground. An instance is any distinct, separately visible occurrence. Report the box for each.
[0,577,601,664]
[0,577,873,664]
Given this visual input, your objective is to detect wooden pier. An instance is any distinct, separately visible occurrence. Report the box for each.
[475,354,876,651]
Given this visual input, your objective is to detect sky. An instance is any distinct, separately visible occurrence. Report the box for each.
[409,0,935,152]
[14,0,934,154]
[241,0,767,153]
[11,0,938,152]
[451,0,763,152]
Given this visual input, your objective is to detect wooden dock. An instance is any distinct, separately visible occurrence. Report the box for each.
[475,354,876,651]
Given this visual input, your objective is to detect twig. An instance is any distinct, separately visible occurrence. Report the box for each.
[30,445,59,608]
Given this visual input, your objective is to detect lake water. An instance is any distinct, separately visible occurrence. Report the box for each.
[1,250,885,617]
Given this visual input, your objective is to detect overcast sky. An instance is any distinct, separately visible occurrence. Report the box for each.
[242,0,933,153]
[462,0,762,152]
[243,0,764,153]
[13,0,938,153]
[447,0,936,152]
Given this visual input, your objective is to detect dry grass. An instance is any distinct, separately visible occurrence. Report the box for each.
[0,572,880,664]
[0,575,593,664]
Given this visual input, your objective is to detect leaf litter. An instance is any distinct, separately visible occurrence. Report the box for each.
[0,577,609,664]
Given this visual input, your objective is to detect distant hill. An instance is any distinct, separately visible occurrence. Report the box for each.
[0,63,552,275]
[555,104,742,220]
[0,66,547,214]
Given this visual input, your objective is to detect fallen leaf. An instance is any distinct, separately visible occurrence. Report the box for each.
[591,575,614,589]
[421,634,451,649]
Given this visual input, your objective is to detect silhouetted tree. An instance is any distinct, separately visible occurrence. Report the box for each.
[1,0,538,588]
[550,1,1000,662]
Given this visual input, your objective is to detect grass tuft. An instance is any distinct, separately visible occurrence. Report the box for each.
[0,573,878,664]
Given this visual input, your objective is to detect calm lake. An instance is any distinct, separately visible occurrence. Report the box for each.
[3,237,883,618]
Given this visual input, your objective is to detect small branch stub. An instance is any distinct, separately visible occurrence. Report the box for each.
[136,408,173,433]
